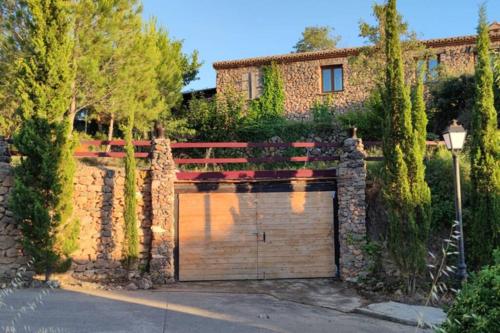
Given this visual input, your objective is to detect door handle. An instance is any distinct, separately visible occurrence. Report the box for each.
[254,232,266,242]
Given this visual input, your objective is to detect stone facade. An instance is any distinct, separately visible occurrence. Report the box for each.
[215,32,500,120]
[337,132,367,281]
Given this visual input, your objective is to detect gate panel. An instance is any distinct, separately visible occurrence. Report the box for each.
[178,193,258,281]
[256,191,335,279]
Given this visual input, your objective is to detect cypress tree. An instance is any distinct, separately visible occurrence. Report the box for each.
[469,6,500,268]
[382,0,430,295]
[409,63,432,277]
[120,24,163,263]
[10,0,74,278]
[10,118,64,280]
[123,109,138,263]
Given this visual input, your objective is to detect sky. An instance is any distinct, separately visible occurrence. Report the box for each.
[142,0,500,91]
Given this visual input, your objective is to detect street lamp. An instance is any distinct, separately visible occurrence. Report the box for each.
[442,119,467,282]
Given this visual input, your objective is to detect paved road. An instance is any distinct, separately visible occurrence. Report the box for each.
[0,288,428,333]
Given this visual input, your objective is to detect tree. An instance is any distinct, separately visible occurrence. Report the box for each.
[119,21,165,262]
[382,0,430,295]
[293,26,340,53]
[123,108,138,263]
[349,3,424,88]
[10,0,74,278]
[469,6,500,269]
[0,0,24,136]
[10,119,65,280]
[359,3,412,45]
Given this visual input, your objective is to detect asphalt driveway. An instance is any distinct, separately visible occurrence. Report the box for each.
[0,283,429,333]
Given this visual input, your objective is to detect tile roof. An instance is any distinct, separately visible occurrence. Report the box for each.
[213,33,500,70]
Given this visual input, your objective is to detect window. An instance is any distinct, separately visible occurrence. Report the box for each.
[417,55,440,81]
[241,72,262,100]
[428,56,439,80]
[321,65,343,93]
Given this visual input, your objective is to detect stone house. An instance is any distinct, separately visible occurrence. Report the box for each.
[214,23,500,120]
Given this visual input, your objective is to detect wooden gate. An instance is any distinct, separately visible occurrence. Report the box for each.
[178,189,335,281]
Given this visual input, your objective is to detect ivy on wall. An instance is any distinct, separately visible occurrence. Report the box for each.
[248,62,285,121]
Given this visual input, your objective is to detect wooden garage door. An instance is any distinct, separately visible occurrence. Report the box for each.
[178,191,334,281]
[256,191,335,279]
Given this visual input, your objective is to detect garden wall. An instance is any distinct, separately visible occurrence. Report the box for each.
[0,138,176,284]
[71,166,152,281]
[0,139,24,283]
[0,136,368,284]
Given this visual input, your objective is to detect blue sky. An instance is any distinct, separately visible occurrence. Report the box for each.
[142,0,499,91]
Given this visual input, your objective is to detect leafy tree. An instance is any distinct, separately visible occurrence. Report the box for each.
[349,2,424,88]
[469,6,500,268]
[293,26,340,53]
[358,3,412,45]
[182,89,245,142]
[0,0,25,136]
[382,0,430,295]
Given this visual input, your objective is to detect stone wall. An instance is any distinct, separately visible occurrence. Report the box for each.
[216,39,500,120]
[0,138,26,283]
[0,135,371,283]
[71,166,152,281]
[0,136,176,284]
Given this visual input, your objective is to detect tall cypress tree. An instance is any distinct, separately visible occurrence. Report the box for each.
[382,0,430,295]
[120,23,164,263]
[469,6,500,268]
[409,63,432,276]
[123,109,138,263]
[10,0,74,278]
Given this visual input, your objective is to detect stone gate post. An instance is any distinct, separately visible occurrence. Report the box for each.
[337,129,367,281]
[149,137,176,284]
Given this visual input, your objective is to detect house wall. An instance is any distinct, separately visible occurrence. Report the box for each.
[216,39,500,120]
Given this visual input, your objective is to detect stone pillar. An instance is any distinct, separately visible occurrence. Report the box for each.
[337,129,367,282]
[149,138,176,284]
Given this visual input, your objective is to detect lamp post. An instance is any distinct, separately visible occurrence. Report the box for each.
[442,119,467,282]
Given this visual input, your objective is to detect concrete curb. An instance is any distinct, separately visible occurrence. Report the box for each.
[353,308,430,328]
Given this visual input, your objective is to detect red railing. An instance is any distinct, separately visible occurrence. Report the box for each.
[62,139,444,180]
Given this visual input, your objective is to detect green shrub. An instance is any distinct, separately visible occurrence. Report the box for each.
[438,249,500,333]
[311,96,335,124]
[337,90,384,140]
[425,148,471,231]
